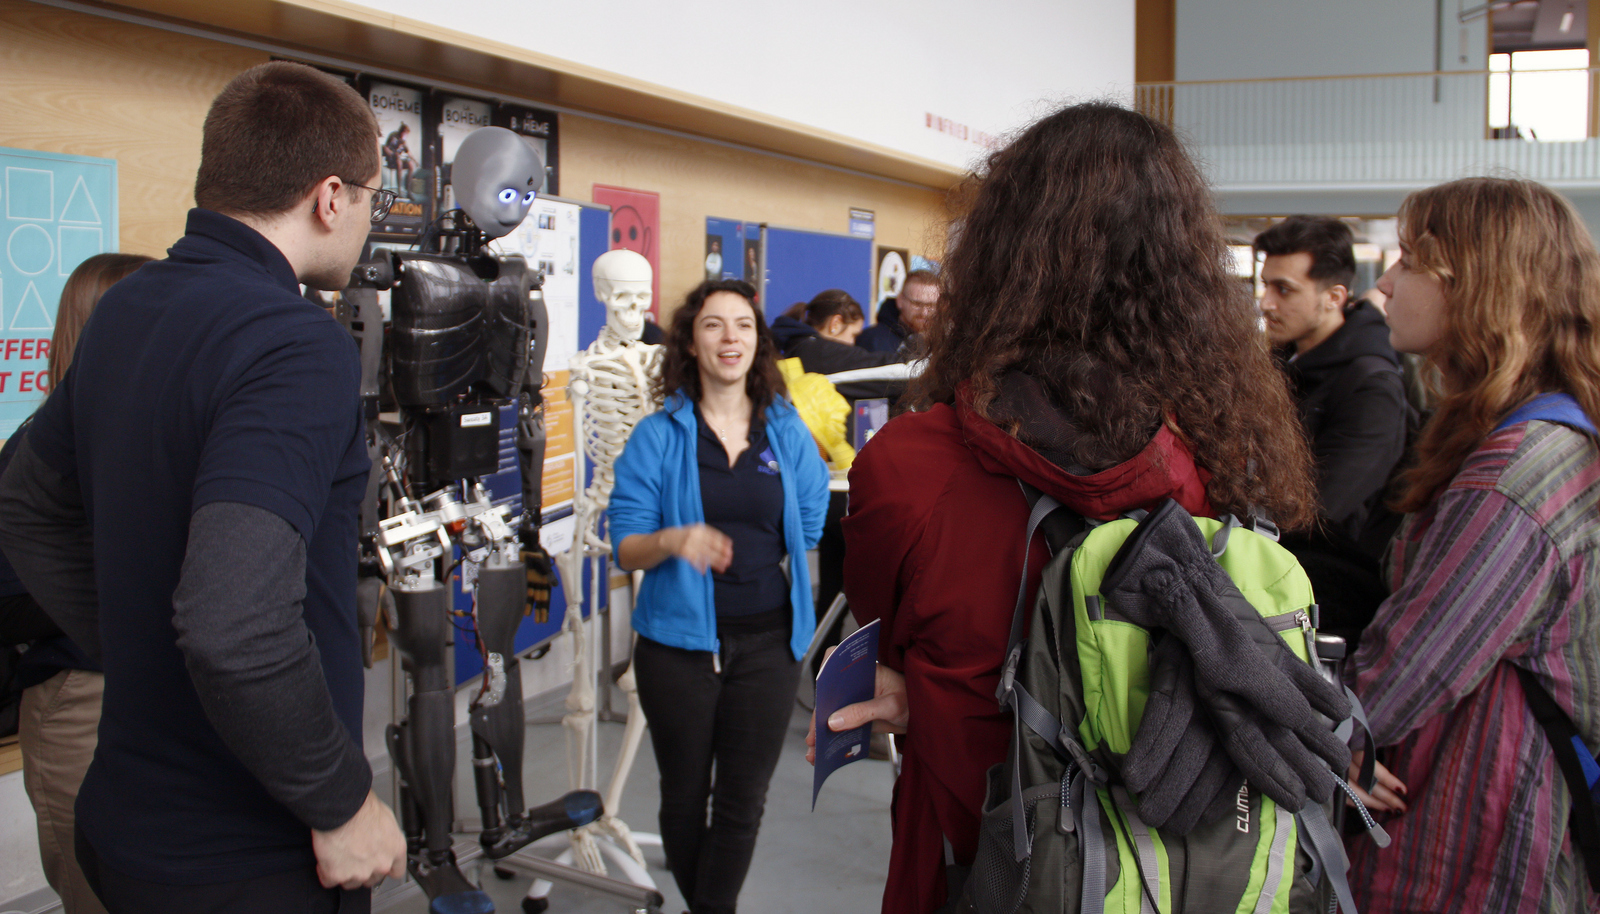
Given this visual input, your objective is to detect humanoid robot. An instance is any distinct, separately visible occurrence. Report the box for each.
[554,250,663,879]
[345,126,608,914]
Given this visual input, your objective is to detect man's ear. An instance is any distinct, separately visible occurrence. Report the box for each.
[309,176,343,231]
[1325,282,1350,312]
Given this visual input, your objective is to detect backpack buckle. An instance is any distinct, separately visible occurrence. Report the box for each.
[997,647,1021,702]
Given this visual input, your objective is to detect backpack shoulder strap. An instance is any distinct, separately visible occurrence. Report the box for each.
[1006,482,1086,661]
[1494,392,1599,437]
[1514,665,1600,892]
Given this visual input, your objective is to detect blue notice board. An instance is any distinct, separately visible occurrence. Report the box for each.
[453,200,612,684]
[704,217,762,286]
[0,148,117,439]
[760,226,871,325]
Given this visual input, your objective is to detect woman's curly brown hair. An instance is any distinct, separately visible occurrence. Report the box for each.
[910,101,1317,529]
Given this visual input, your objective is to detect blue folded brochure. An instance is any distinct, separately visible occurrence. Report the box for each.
[812,618,881,809]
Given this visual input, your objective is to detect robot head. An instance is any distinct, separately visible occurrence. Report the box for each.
[452,127,543,240]
[593,249,653,341]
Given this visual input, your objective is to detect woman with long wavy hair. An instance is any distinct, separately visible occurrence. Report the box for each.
[608,279,829,914]
[810,101,1319,913]
[1345,177,1600,913]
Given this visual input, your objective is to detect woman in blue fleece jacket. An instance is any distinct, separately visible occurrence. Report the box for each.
[608,278,828,914]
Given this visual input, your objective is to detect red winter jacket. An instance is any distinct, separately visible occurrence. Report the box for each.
[842,393,1213,914]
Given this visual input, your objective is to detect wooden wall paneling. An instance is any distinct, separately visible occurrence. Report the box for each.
[0,0,267,256]
[560,114,948,319]
[1136,0,1176,83]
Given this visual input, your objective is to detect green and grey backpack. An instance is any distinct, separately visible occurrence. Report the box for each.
[956,488,1387,914]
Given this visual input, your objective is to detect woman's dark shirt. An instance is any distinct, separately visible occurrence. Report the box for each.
[695,406,788,634]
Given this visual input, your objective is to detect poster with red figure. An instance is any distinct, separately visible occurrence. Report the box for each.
[591,184,660,318]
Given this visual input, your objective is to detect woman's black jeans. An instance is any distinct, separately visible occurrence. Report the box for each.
[633,629,801,914]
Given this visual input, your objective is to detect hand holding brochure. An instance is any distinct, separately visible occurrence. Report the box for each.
[812,618,881,809]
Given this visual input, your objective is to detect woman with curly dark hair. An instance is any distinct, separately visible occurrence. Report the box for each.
[812,101,1319,913]
[608,279,829,914]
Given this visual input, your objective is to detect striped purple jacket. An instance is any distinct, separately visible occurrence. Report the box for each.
[1348,419,1600,914]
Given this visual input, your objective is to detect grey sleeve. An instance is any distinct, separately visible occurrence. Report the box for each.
[0,432,101,664]
[173,501,371,831]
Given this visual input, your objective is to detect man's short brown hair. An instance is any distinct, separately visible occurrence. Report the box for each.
[902,268,941,296]
[195,62,379,218]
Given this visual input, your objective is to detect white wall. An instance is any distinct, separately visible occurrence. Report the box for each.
[1175,0,1485,81]
[354,0,1135,170]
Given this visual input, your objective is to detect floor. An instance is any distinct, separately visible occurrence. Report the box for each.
[382,682,895,914]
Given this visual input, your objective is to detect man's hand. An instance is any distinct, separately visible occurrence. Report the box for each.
[311,789,407,889]
[806,659,909,765]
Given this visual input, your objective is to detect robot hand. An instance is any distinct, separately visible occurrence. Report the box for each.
[524,544,554,624]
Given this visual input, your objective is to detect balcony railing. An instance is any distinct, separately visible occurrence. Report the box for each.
[1135,68,1600,190]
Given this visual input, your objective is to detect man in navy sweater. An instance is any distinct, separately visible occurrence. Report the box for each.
[0,62,405,912]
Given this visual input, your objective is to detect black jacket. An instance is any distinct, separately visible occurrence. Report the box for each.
[1283,300,1409,546]
[771,316,905,400]
[856,297,911,353]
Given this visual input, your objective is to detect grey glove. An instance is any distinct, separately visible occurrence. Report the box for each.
[1103,499,1351,813]
[1124,634,1247,834]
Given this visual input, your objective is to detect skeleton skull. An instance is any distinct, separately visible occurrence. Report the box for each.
[593,249,653,341]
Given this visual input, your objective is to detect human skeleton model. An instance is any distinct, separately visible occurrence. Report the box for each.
[346,127,603,912]
[557,249,663,878]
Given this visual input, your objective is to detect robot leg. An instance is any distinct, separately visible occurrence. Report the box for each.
[388,579,491,908]
[471,559,602,861]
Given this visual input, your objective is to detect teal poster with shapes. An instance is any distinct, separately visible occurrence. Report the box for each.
[0,147,117,440]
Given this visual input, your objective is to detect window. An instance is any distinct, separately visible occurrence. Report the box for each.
[1489,49,1590,141]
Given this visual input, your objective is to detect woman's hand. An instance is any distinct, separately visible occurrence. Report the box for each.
[806,659,909,765]
[617,525,733,573]
[668,524,733,574]
[1346,752,1407,813]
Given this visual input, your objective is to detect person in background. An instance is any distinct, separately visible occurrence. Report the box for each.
[1254,216,1410,645]
[0,61,405,912]
[773,289,911,660]
[1,252,150,914]
[771,289,908,400]
[857,269,939,354]
[811,101,1321,914]
[608,279,828,914]
[1345,177,1600,914]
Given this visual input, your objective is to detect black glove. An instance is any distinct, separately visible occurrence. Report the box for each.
[1125,635,1247,833]
[524,545,554,623]
[1103,500,1351,812]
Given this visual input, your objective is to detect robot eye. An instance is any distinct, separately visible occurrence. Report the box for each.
[521,191,538,205]
[498,188,518,204]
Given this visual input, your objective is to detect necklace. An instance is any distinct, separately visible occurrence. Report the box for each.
[704,414,738,442]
